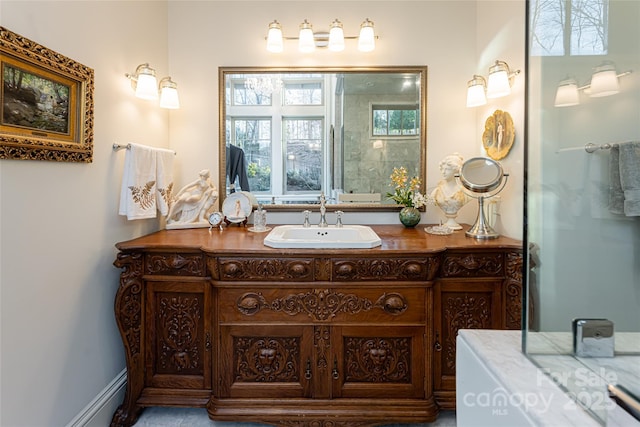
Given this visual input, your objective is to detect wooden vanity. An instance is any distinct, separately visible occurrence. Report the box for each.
[110,225,522,427]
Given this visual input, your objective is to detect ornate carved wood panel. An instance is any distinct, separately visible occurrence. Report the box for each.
[233,336,300,382]
[441,291,493,376]
[220,287,422,323]
[114,252,144,357]
[218,257,315,281]
[112,252,145,427]
[440,252,503,278]
[154,292,204,375]
[218,325,312,398]
[343,337,412,383]
[332,257,438,281]
[504,251,523,329]
[146,282,211,390]
[234,289,409,321]
[145,253,205,276]
[332,326,425,399]
[434,279,502,399]
[314,325,331,398]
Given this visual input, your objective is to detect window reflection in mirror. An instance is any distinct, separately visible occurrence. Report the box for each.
[220,67,427,211]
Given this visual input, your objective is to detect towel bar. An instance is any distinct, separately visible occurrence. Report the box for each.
[556,142,619,154]
[584,142,617,153]
[112,143,176,155]
[112,143,131,151]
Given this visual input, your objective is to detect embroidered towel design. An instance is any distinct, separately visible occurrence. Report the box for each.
[155,148,175,216]
[118,143,157,220]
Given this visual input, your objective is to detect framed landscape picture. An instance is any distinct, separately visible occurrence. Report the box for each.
[0,26,94,162]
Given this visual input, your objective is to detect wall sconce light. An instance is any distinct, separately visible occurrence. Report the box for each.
[126,63,180,109]
[298,19,315,53]
[466,75,487,107]
[466,60,520,107]
[126,63,158,100]
[553,62,632,107]
[554,77,580,107]
[265,18,378,53]
[328,19,345,52]
[266,20,284,53]
[589,61,620,97]
[159,77,180,109]
[486,60,520,98]
[358,18,376,52]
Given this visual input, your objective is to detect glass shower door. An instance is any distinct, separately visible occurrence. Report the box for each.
[525,0,640,423]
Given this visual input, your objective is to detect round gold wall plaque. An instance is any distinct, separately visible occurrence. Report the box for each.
[482,110,514,160]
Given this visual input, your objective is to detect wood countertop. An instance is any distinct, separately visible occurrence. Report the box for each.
[115,225,522,255]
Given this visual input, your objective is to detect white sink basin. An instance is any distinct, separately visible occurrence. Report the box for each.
[263,225,382,249]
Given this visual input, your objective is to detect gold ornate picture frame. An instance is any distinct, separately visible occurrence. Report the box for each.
[0,26,94,162]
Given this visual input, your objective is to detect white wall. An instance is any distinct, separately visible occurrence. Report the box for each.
[0,1,170,426]
[0,1,525,425]
[474,0,526,238]
[167,0,524,238]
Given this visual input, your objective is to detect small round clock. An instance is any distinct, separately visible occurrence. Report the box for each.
[208,211,223,229]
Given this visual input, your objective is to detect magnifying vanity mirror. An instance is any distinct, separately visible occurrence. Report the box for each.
[219,66,427,211]
[457,157,508,239]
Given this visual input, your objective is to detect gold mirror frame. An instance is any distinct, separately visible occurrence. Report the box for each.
[218,66,427,211]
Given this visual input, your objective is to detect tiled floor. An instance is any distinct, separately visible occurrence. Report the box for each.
[133,407,457,427]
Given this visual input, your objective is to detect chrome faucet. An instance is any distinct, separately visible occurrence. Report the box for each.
[302,210,311,228]
[318,192,328,227]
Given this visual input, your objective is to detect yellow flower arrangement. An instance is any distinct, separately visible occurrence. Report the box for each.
[386,166,427,208]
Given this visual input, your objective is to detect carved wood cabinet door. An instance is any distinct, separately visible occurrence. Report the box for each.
[331,325,426,399]
[218,324,314,398]
[145,281,213,390]
[433,280,501,395]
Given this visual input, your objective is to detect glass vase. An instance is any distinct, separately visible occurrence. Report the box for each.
[399,206,421,227]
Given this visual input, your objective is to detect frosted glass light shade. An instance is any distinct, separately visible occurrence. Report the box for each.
[298,20,315,53]
[134,64,158,100]
[589,63,619,97]
[159,77,180,109]
[328,19,345,52]
[486,61,511,98]
[466,75,487,107]
[266,20,283,53]
[358,18,375,52]
[554,78,579,107]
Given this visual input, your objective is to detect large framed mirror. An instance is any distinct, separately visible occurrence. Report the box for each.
[219,66,427,211]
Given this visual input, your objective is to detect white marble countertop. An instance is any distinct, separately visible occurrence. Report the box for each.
[458,330,639,426]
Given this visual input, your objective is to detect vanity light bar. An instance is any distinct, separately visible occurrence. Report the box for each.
[265,19,378,53]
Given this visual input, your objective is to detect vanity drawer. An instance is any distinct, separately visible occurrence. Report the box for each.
[440,252,504,278]
[332,257,439,281]
[218,286,426,324]
[144,252,206,276]
[217,257,315,281]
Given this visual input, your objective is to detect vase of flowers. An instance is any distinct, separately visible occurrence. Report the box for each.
[386,166,427,227]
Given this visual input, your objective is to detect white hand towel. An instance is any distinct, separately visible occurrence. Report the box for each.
[155,148,175,216]
[118,143,157,220]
